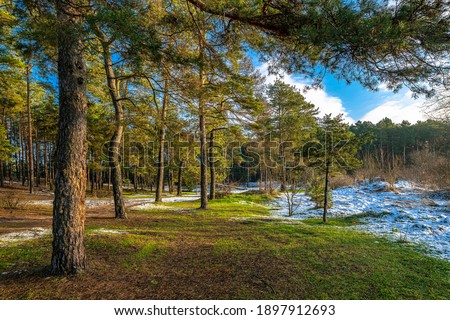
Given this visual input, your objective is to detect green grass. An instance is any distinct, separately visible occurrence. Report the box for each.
[1,193,449,299]
[0,238,51,271]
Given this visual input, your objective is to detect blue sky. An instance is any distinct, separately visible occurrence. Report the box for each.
[255,61,428,124]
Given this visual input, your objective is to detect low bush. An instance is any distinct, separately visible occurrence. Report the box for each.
[0,193,29,209]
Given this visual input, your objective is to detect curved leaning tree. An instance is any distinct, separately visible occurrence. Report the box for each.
[51,0,449,274]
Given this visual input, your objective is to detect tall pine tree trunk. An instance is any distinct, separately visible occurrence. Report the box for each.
[155,78,169,203]
[51,0,87,275]
[100,40,126,219]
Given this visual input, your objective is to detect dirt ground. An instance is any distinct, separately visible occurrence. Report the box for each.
[0,185,120,235]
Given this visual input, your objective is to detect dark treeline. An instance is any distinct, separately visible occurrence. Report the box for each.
[351,118,450,188]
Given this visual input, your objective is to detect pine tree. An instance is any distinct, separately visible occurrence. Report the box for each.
[305,114,362,222]
[51,0,88,275]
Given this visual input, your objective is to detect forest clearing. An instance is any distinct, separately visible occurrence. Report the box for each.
[1,185,450,299]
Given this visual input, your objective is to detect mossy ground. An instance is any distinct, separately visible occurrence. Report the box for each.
[1,193,449,299]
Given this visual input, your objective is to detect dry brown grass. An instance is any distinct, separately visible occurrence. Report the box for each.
[330,174,355,189]
[402,150,450,189]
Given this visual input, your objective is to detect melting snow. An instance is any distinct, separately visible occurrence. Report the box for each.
[29,194,202,209]
[0,228,51,245]
[94,228,129,235]
[272,180,450,260]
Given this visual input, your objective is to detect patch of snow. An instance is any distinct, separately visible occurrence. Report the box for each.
[94,228,129,235]
[28,200,53,207]
[131,203,178,211]
[0,228,51,245]
[272,180,450,260]
[159,195,200,202]
[29,194,203,210]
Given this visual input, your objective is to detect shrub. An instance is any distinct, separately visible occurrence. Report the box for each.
[306,176,332,209]
[330,174,354,189]
[0,193,29,209]
[403,150,450,189]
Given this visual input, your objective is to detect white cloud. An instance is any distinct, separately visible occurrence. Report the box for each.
[377,82,390,92]
[360,90,427,124]
[257,63,356,123]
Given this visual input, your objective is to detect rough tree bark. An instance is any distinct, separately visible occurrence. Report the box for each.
[51,0,88,275]
[100,40,126,219]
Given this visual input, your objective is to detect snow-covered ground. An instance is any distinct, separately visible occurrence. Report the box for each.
[272,180,450,260]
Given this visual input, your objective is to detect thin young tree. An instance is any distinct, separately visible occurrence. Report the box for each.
[305,114,362,223]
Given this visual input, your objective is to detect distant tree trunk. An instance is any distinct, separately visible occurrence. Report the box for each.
[168,169,174,193]
[177,160,184,196]
[0,110,5,187]
[258,163,262,191]
[100,40,126,219]
[107,167,111,191]
[199,36,208,209]
[35,130,40,187]
[0,162,3,188]
[19,114,26,186]
[379,141,384,170]
[278,104,286,192]
[199,108,208,208]
[90,169,95,194]
[26,63,34,194]
[280,145,286,192]
[208,130,215,200]
[133,166,138,192]
[323,161,330,223]
[51,0,87,275]
[155,78,169,202]
[268,168,273,192]
[97,170,102,190]
[43,141,48,186]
